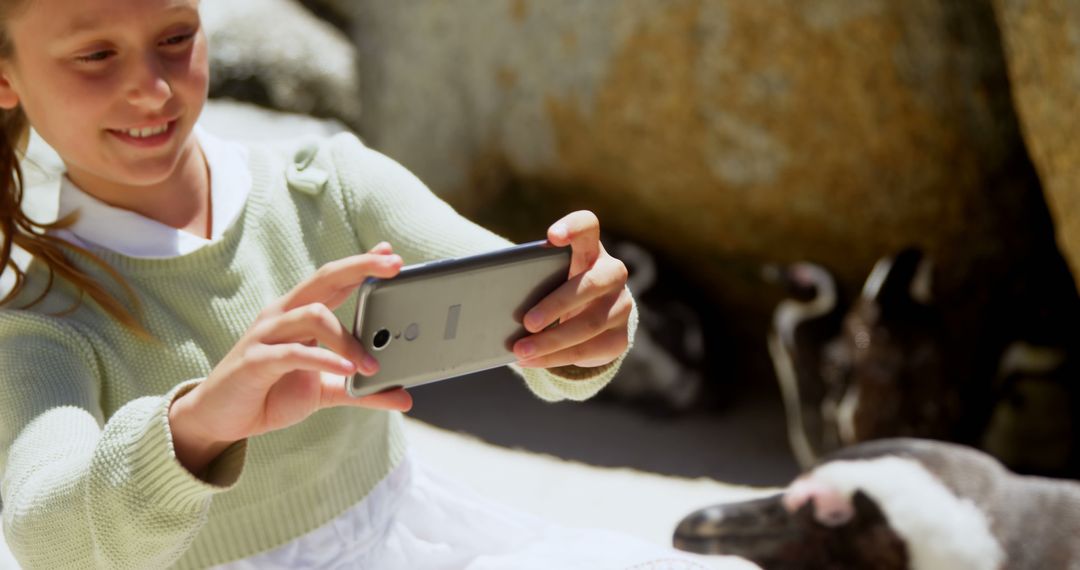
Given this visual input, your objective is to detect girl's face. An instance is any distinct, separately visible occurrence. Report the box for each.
[0,0,208,191]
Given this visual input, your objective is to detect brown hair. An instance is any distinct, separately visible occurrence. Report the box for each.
[1,6,147,336]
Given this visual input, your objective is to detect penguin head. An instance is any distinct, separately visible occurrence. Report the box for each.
[674,488,907,569]
[675,440,1006,570]
[860,247,934,311]
[763,262,834,304]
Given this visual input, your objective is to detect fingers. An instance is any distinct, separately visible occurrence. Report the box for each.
[523,254,629,333]
[319,243,391,308]
[548,210,601,278]
[258,303,379,375]
[525,213,632,370]
[516,327,629,369]
[514,289,631,361]
[244,343,360,384]
[278,250,402,313]
[318,375,413,411]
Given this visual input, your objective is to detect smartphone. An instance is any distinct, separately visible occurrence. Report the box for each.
[347,240,573,398]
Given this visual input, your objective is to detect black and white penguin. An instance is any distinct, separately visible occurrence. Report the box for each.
[764,261,843,468]
[673,438,1080,569]
[982,340,1078,477]
[601,239,707,414]
[823,248,958,446]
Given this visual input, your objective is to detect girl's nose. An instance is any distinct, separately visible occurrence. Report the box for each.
[126,54,172,109]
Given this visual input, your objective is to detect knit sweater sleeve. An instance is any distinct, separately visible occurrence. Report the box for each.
[329,133,637,402]
[0,312,245,569]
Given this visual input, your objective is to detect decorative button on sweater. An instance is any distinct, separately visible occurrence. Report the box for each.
[285,142,328,195]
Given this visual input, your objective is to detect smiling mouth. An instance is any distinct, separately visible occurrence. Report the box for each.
[119,124,170,138]
[107,120,178,145]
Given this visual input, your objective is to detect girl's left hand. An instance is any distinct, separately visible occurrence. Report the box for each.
[513,210,633,369]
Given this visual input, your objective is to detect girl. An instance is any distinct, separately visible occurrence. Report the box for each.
[0,0,709,568]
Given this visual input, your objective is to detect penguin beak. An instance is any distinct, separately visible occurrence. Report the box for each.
[673,493,802,557]
[675,490,909,569]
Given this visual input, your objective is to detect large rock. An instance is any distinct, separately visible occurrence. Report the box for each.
[297,0,1065,360]
[302,1,1043,270]
[201,0,361,127]
[992,0,1080,293]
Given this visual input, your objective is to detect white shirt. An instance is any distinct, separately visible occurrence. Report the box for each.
[53,126,250,257]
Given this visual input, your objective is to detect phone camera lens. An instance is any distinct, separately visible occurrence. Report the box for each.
[372,328,391,350]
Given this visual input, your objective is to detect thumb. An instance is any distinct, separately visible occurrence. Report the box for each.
[368,241,394,255]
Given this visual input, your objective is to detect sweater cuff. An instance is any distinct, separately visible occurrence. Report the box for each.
[130,380,248,514]
[516,295,639,402]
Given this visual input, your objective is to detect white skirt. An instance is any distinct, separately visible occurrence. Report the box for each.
[213,453,714,570]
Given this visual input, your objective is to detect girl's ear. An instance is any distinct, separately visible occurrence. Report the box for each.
[0,68,20,110]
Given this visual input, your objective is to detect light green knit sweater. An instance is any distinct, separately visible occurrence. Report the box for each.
[0,133,635,569]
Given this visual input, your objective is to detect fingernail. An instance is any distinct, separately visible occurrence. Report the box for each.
[516,340,535,357]
[341,358,357,371]
[525,311,544,330]
[362,355,379,373]
[551,223,568,240]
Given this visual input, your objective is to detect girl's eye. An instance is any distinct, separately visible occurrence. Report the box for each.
[75,50,113,63]
[160,33,195,47]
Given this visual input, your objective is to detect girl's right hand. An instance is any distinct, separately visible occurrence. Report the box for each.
[168,242,410,476]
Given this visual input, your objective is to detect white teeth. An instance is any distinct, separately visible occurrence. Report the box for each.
[123,124,169,138]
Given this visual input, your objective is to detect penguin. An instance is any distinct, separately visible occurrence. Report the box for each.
[982,341,1077,477]
[673,438,1080,569]
[764,261,843,468]
[824,248,959,446]
[977,231,1080,477]
[601,239,707,414]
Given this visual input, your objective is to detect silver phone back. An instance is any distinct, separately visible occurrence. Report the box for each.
[348,241,571,397]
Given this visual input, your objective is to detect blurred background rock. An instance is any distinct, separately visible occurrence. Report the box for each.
[200,0,1080,483]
